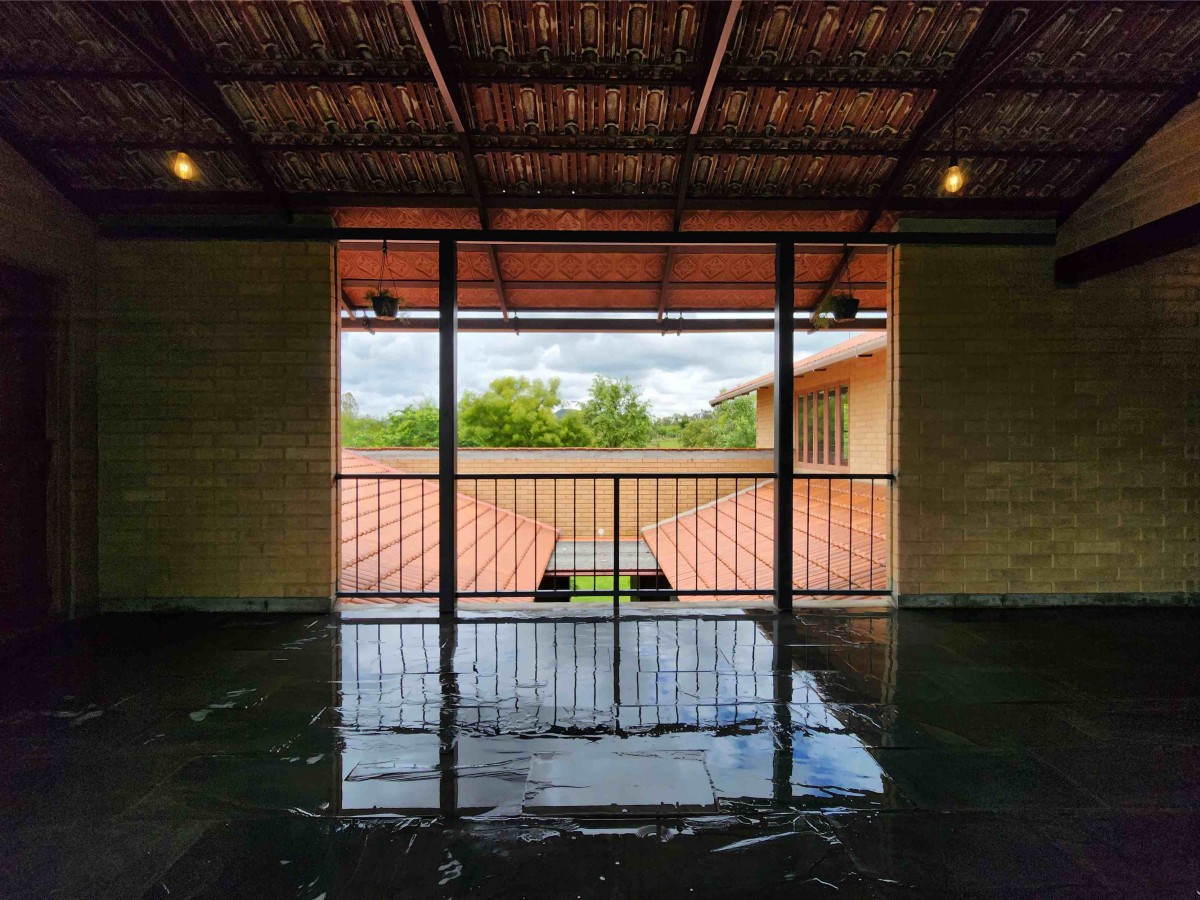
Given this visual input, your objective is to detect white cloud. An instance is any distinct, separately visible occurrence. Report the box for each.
[341,329,860,418]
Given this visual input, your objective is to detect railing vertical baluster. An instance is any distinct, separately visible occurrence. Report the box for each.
[870,477,877,590]
[694,477,700,593]
[533,476,538,599]
[612,476,620,611]
[827,479,833,592]
[849,477,854,591]
[377,478,381,591]
[805,478,811,594]
[354,477,360,592]
[494,479,499,594]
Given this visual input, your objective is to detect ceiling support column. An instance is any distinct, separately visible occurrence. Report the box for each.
[438,238,458,617]
[773,240,795,613]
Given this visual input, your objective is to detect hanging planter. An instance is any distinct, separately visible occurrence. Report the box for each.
[829,292,860,322]
[368,288,401,320]
[363,240,406,321]
[810,246,861,330]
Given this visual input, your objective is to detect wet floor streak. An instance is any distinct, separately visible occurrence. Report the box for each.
[1,608,1199,897]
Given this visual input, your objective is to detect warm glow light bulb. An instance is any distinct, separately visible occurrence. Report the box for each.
[943,161,964,194]
[173,151,196,181]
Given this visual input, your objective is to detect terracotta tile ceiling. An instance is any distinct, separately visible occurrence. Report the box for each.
[643,480,888,601]
[2,2,1198,314]
[339,450,559,599]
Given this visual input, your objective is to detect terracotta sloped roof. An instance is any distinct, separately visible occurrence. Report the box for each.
[339,450,558,599]
[710,333,887,405]
[642,480,888,601]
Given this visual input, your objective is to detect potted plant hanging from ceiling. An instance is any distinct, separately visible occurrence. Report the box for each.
[810,248,860,330]
[366,240,405,321]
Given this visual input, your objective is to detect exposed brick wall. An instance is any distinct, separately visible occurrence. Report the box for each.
[1058,98,1200,255]
[96,240,337,607]
[357,448,773,538]
[754,352,888,472]
[0,139,97,619]
[893,231,1200,600]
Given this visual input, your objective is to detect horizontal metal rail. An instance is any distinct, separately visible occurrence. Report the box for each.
[335,472,895,481]
[337,470,892,605]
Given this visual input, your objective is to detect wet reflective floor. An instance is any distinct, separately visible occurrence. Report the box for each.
[2,608,1198,897]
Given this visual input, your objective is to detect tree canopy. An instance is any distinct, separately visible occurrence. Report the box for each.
[341,381,758,449]
[459,376,594,447]
[581,376,653,448]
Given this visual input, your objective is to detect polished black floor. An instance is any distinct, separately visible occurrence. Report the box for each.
[1,607,1198,898]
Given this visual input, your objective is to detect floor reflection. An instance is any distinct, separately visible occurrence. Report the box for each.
[336,612,899,817]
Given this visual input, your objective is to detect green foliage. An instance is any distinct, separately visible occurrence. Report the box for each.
[670,394,757,448]
[343,380,757,450]
[459,376,594,447]
[341,392,438,447]
[381,398,439,447]
[341,392,388,447]
[581,376,653,448]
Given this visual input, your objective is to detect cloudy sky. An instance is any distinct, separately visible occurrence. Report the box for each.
[342,326,862,418]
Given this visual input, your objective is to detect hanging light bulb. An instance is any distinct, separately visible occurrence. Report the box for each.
[171,93,198,181]
[943,155,964,194]
[173,151,196,181]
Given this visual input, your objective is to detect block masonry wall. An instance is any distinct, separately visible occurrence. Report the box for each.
[355,449,773,539]
[96,240,337,610]
[753,351,888,472]
[0,139,98,620]
[1058,98,1200,255]
[893,237,1200,603]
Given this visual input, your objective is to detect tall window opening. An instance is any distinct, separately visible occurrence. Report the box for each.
[798,384,850,468]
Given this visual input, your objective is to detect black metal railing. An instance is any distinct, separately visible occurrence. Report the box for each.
[336,471,892,604]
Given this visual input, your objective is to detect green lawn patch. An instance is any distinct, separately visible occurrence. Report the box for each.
[569,575,633,602]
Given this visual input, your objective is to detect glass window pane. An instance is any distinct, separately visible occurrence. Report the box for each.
[825,390,835,467]
[806,393,814,463]
[841,385,849,466]
[816,390,824,464]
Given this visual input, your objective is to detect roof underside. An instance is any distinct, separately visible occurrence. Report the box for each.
[3,1,1199,314]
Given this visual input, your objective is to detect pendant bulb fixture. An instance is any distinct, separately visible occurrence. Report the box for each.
[172,94,198,182]
[944,155,964,194]
[944,108,964,194]
[173,151,196,181]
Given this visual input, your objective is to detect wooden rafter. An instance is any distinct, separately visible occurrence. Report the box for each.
[401,0,510,321]
[811,2,1072,315]
[660,0,742,321]
[20,136,1125,160]
[71,188,1065,216]
[0,66,1181,95]
[85,2,291,218]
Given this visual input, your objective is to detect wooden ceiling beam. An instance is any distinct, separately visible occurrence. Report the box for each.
[23,136,1123,161]
[76,188,1063,216]
[86,2,291,219]
[401,0,509,320]
[811,2,1071,316]
[1,67,1178,95]
[340,278,888,291]
[661,0,742,322]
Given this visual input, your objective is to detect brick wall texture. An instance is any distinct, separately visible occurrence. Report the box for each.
[358,449,774,539]
[0,138,98,618]
[753,351,888,472]
[893,241,1200,598]
[96,240,337,603]
[1058,98,1200,255]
